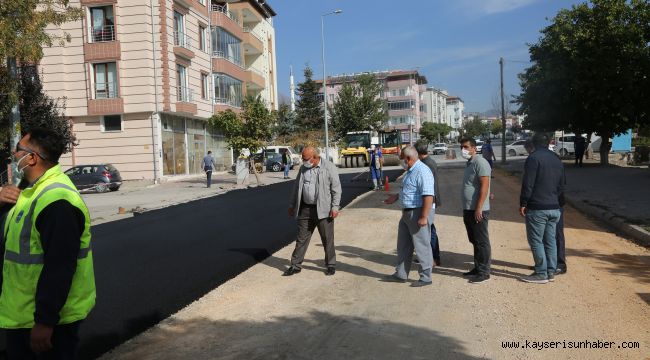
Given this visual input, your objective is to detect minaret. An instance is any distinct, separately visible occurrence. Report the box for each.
[289,65,296,112]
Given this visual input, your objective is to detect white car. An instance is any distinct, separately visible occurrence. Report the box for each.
[476,140,484,154]
[431,143,448,155]
[506,140,528,156]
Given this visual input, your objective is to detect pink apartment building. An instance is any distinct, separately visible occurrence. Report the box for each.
[316,70,428,143]
[39,0,278,181]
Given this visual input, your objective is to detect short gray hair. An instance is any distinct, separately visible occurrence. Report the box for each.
[402,145,418,159]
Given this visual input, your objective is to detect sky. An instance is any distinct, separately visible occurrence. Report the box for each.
[271,0,584,113]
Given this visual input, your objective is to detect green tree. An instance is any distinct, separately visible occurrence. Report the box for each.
[490,121,502,137]
[209,95,275,184]
[420,122,452,143]
[0,0,83,120]
[329,73,388,140]
[463,119,489,139]
[516,0,650,164]
[273,103,297,137]
[294,65,323,130]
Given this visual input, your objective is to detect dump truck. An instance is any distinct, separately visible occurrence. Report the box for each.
[340,130,402,168]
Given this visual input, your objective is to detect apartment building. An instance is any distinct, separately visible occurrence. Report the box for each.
[446,96,464,140]
[39,0,278,181]
[422,87,448,125]
[317,70,428,143]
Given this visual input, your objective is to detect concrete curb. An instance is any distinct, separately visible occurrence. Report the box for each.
[494,166,650,248]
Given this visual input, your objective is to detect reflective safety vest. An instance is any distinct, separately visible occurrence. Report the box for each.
[0,165,96,329]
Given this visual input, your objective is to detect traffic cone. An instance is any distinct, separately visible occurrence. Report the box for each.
[384,176,390,191]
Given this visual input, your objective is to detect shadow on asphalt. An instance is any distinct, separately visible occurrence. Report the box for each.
[565,248,650,285]
[100,311,485,360]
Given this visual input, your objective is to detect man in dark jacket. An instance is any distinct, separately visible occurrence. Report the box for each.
[519,133,565,284]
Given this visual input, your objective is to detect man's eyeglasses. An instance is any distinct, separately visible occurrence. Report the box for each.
[15,144,48,162]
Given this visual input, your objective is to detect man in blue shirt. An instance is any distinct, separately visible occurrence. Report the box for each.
[369,145,383,190]
[202,151,217,188]
[386,146,435,287]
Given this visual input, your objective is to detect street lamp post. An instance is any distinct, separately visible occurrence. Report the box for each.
[321,9,342,162]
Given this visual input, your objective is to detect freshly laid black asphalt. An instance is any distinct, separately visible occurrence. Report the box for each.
[64,169,402,359]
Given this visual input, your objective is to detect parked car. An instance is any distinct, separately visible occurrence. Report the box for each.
[476,140,484,154]
[554,134,577,156]
[431,143,448,155]
[231,152,266,173]
[261,145,300,166]
[265,152,285,172]
[64,164,122,192]
[506,140,528,156]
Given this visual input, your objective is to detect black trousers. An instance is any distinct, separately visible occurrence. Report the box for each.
[5,321,81,360]
[290,204,336,269]
[556,207,567,270]
[575,150,584,166]
[463,210,491,275]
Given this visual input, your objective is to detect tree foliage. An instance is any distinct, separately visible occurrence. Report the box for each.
[490,121,502,136]
[209,95,275,156]
[516,0,650,164]
[329,73,388,140]
[273,103,297,137]
[294,65,323,130]
[0,0,83,114]
[463,119,489,138]
[419,122,452,143]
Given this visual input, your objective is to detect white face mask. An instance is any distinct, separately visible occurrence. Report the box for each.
[12,153,31,180]
[303,160,314,169]
[461,149,472,160]
[401,160,409,170]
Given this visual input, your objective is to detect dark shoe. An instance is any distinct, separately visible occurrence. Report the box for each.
[519,272,549,284]
[462,269,479,277]
[325,267,336,276]
[283,267,301,276]
[469,274,490,284]
[434,258,441,266]
[411,280,433,287]
[382,274,407,283]
[555,267,567,275]
[547,273,555,282]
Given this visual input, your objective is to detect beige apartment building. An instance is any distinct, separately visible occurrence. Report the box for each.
[40,0,278,181]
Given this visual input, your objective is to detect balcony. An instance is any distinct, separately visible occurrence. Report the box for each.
[95,82,118,99]
[242,27,263,55]
[91,24,115,42]
[244,68,265,89]
[211,4,244,39]
[177,86,193,103]
[173,31,195,59]
[211,55,246,81]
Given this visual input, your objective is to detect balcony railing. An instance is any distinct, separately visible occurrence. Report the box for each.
[212,50,244,68]
[242,26,263,42]
[211,4,240,25]
[95,82,118,99]
[91,24,115,42]
[174,31,191,49]
[177,86,193,102]
[213,97,241,108]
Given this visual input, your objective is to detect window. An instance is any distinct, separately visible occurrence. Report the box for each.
[93,62,118,99]
[388,100,415,111]
[101,115,122,132]
[177,64,190,102]
[328,94,334,102]
[173,11,187,48]
[199,25,208,52]
[90,6,115,42]
[201,73,209,100]
[211,27,242,66]
[213,73,243,107]
[198,0,206,5]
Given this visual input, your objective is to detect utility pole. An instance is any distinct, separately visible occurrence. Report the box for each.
[8,57,22,185]
[499,57,506,164]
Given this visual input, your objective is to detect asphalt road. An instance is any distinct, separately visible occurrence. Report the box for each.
[64,168,402,359]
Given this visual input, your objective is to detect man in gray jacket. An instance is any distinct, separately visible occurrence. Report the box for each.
[285,146,342,276]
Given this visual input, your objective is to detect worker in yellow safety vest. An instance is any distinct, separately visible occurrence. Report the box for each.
[0,127,95,359]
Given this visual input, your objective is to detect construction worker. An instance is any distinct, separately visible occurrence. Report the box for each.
[369,144,383,190]
[0,127,96,358]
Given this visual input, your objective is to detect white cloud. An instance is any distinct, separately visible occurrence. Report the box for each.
[455,0,541,16]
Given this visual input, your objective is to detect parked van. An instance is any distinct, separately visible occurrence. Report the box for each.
[259,146,301,167]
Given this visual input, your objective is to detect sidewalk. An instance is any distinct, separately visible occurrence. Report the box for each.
[499,157,650,246]
[100,170,650,360]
